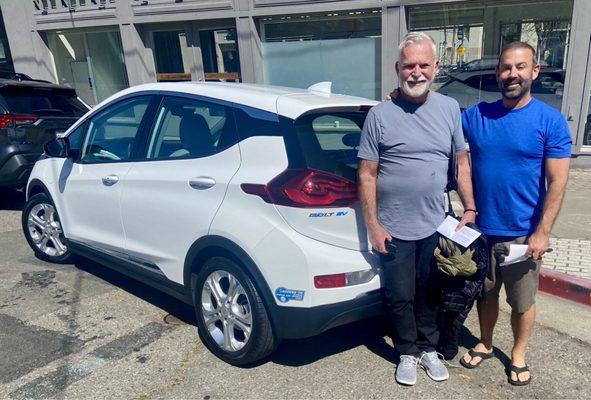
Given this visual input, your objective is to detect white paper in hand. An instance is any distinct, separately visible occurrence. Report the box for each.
[436,216,481,247]
[499,244,529,266]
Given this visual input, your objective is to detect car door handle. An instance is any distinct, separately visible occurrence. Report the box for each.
[189,177,216,190]
[102,175,119,186]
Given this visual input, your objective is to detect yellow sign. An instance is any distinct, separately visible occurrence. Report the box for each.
[457,44,466,57]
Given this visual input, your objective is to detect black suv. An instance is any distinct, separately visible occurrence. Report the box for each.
[0,79,89,188]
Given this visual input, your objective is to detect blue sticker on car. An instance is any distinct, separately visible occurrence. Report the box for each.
[275,287,305,303]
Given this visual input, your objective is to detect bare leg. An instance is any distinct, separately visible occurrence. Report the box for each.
[462,297,498,365]
[509,304,536,382]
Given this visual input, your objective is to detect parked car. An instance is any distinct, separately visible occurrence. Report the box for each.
[0,79,89,189]
[21,82,383,365]
[436,68,565,111]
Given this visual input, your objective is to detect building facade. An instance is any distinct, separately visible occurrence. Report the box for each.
[1,0,590,162]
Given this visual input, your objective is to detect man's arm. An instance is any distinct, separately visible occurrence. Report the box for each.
[358,159,392,253]
[527,157,570,259]
[456,151,477,229]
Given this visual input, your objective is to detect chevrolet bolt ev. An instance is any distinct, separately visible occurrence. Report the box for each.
[22,82,383,365]
[0,79,89,189]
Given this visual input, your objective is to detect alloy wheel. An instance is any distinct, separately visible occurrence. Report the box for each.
[27,203,67,257]
[201,270,253,352]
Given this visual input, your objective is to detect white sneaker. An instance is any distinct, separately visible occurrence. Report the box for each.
[419,351,449,382]
[396,355,418,385]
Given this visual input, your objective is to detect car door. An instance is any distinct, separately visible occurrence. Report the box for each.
[59,95,156,252]
[120,95,241,284]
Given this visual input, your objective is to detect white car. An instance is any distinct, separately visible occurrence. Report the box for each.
[21,82,383,365]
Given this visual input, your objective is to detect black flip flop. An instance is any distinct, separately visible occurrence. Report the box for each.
[508,364,531,386]
[459,348,494,369]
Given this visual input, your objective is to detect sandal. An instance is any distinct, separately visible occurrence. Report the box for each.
[508,364,531,386]
[459,348,494,369]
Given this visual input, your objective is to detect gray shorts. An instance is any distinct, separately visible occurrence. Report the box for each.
[483,236,541,313]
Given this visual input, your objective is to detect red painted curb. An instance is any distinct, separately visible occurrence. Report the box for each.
[539,268,591,307]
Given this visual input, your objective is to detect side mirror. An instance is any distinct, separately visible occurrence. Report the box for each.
[44,138,69,158]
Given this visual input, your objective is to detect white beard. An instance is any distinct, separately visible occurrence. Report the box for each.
[399,77,433,98]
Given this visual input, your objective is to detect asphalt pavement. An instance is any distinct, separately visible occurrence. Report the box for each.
[1,185,591,399]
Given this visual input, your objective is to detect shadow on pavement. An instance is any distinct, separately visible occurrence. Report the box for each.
[72,257,508,370]
[74,257,197,326]
[457,324,511,367]
[270,317,392,367]
[0,188,25,211]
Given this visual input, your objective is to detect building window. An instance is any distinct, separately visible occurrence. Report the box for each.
[257,10,382,100]
[154,30,192,82]
[199,28,241,82]
[407,0,573,112]
[584,92,591,146]
[47,29,129,106]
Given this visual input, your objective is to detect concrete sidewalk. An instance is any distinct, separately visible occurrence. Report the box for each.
[547,169,591,279]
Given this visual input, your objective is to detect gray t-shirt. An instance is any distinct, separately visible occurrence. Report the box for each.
[358,91,466,240]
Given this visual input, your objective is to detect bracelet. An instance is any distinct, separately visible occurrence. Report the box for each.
[464,208,478,214]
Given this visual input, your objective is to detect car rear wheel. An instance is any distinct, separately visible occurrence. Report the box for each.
[192,257,276,366]
[22,193,75,264]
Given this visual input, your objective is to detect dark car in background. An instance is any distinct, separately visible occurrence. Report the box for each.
[0,79,89,189]
[437,68,565,111]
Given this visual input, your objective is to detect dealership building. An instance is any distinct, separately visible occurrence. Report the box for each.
[0,0,590,163]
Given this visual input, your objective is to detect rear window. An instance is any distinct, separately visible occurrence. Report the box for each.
[0,86,88,117]
[294,110,367,182]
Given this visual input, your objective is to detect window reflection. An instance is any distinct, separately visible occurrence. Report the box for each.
[407,0,573,111]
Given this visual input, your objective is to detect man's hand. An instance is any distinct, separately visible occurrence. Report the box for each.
[527,230,550,260]
[385,88,399,101]
[456,210,476,231]
[368,223,393,254]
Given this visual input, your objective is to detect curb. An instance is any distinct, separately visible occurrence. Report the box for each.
[539,267,591,307]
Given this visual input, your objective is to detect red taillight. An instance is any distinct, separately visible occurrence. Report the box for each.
[0,114,38,128]
[314,273,347,289]
[241,168,357,208]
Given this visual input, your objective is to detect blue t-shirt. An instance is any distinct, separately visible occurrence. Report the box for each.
[462,98,572,236]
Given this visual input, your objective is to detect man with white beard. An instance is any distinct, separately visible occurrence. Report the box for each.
[357,32,477,386]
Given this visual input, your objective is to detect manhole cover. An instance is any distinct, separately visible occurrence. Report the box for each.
[163,314,184,326]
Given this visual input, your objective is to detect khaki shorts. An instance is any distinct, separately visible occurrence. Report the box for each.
[483,236,541,313]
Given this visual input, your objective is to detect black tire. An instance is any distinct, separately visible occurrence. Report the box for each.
[22,193,75,264]
[192,257,277,366]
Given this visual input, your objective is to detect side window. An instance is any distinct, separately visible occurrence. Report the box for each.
[146,96,238,160]
[79,96,151,163]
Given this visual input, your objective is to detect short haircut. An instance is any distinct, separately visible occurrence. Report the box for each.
[398,32,437,60]
[498,41,537,66]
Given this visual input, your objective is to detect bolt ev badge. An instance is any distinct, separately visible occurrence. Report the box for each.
[308,211,348,218]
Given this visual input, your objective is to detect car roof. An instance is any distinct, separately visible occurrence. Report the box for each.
[448,67,564,80]
[0,79,77,91]
[100,82,378,120]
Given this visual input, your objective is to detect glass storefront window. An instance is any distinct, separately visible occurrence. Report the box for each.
[584,93,591,146]
[200,28,241,82]
[407,0,573,112]
[257,10,381,100]
[154,30,192,81]
[48,30,129,106]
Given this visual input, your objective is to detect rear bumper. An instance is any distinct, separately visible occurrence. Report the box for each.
[0,151,40,187]
[271,289,385,339]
